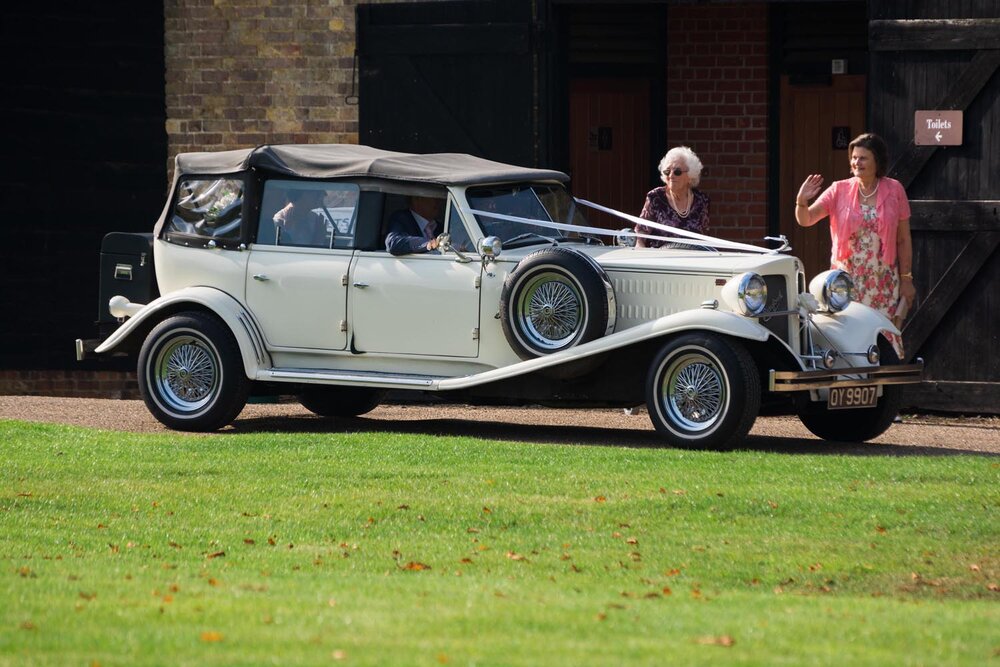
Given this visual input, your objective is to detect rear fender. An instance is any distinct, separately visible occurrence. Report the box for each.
[94,287,268,378]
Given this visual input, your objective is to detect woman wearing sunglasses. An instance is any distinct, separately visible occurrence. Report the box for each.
[634,145,710,248]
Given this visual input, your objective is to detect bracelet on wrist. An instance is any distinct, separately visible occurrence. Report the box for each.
[900,272,913,280]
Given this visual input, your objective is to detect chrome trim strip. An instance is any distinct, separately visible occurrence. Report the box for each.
[768,360,923,392]
[261,368,440,388]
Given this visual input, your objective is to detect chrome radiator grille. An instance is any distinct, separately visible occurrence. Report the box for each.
[759,274,792,345]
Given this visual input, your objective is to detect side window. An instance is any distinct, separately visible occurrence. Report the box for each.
[257,180,360,249]
[165,178,244,245]
[447,200,474,253]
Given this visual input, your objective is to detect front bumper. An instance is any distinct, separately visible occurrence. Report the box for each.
[768,359,924,392]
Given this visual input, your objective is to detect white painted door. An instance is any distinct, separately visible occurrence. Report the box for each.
[245,246,352,350]
[350,253,481,357]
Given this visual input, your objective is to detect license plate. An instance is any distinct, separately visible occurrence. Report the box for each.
[827,385,879,410]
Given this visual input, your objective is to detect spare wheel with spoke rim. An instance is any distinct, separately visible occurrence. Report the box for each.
[645,333,760,449]
[500,247,614,361]
[138,312,250,431]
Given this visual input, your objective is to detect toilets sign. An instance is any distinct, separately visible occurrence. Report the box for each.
[914,110,963,146]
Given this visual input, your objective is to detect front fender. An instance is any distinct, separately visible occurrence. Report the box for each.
[809,301,898,356]
[94,287,268,378]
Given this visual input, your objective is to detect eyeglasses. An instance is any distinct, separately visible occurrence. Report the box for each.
[662,168,687,177]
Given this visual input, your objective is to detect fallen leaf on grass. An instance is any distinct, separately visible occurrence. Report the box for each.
[243,538,255,545]
[20,621,36,630]
[402,562,431,571]
[332,650,346,661]
[200,631,224,642]
[206,551,225,560]
[506,551,527,561]
[695,635,735,647]
[594,496,607,503]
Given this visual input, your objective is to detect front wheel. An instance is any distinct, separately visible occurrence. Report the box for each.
[796,345,902,443]
[645,333,760,450]
[138,312,249,431]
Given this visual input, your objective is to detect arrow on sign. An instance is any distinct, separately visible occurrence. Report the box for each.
[935,131,943,142]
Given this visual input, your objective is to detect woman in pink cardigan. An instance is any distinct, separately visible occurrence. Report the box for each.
[795,133,916,358]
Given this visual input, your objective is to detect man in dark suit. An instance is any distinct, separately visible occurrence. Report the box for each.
[385,196,445,255]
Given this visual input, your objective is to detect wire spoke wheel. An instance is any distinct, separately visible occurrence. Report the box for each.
[661,352,726,431]
[153,334,220,412]
[517,271,584,349]
[645,334,760,450]
[138,313,250,431]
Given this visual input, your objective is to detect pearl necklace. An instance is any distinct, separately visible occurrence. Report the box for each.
[858,178,879,202]
[668,188,692,218]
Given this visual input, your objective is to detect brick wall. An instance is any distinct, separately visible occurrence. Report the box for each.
[666,3,769,243]
[0,371,139,399]
[164,0,368,163]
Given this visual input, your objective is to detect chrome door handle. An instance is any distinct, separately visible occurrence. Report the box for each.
[252,274,270,281]
[353,282,369,288]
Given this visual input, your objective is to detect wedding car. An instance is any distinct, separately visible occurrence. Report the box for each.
[77,144,922,447]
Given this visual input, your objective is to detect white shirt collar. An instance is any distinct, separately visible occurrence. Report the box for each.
[411,210,437,239]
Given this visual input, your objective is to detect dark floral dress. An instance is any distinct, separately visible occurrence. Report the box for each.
[634,187,710,247]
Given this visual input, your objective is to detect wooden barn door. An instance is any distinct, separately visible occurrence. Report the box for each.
[778,74,867,278]
[869,3,1000,413]
[357,0,545,167]
[569,78,651,230]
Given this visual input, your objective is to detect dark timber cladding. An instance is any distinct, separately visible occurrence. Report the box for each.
[356,0,541,168]
[0,4,167,370]
[869,1,1000,413]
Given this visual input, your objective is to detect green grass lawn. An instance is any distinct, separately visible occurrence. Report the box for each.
[1,419,997,666]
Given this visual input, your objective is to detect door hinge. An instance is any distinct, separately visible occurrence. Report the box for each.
[472,327,479,341]
[340,320,348,332]
[474,276,481,289]
[341,274,349,287]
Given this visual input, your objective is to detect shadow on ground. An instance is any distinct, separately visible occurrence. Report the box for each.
[225,413,992,458]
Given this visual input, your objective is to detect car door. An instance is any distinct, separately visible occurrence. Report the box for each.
[350,200,482,357]
[245,181,357,351]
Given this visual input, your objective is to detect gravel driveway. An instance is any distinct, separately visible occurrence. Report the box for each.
[1,395,996,456]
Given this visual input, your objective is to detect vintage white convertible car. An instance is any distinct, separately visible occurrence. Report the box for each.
[78,144,922,447]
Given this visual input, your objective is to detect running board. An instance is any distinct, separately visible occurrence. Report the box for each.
[258,368,444,389]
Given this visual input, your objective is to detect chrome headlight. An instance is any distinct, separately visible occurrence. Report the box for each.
[809,269,853,313]
[722,272,768,316]
[478,235,502,259]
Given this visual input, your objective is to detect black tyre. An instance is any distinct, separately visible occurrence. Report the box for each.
[500,247,614,360]
[299,386,383,418]
[797,343,902,443]
[645,333,760,449]
[138,312,250,432]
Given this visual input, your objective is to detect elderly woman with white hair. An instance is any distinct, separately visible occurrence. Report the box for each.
[634,146,709,247]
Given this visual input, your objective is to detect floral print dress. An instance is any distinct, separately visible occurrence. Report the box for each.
[831,202,904,358]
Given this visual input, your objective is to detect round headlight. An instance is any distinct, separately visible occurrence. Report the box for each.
[738,273,768,316]
[824,270,853,312]
[478,235,502,259]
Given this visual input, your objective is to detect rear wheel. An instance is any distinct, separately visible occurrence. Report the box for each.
[646,333,760,450]
[299,386,383,418]
[138,312,249,431]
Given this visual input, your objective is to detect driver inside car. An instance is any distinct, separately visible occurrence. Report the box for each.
[385,195,445,255]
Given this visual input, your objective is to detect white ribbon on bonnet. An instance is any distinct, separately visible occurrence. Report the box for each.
[467,197,787,255]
